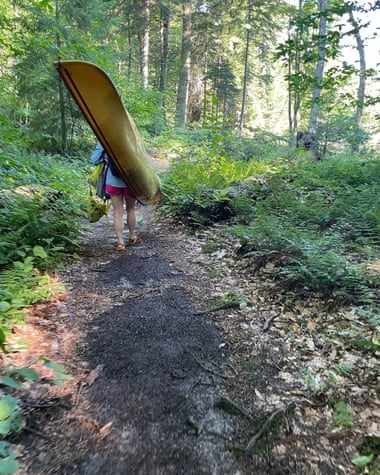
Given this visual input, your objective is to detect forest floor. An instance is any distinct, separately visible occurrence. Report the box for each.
[7,191,379,474]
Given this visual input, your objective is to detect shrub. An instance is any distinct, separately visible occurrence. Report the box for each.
[0,148,87,268]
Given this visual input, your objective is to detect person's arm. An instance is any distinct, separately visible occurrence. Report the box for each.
[90,142,105,165]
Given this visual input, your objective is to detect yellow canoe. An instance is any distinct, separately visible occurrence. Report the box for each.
[55,60,162,205]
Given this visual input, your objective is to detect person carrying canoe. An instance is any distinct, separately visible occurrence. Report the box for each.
[91,142,137,250]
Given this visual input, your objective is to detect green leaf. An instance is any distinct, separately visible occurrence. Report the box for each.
[0,422,11,436]
[0,397,16,420]
[32,245,47,258]
[0,377,23,390]
[55,373,73,381]
[0,458,19,475]
[42,360,72,385]
[52,373,73,386]
[352,339,380,352]
[0,329,6,352]
[9,413,24,433]
[13,367,40,382]
[0,441,14,457]
[42,360,65,371]
[351,454,374,467]
[0,302,11,313]
[37,0,54,11]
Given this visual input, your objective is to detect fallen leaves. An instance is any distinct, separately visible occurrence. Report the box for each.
[190,225,380,473]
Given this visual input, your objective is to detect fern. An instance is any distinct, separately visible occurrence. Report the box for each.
[333,401,355,428]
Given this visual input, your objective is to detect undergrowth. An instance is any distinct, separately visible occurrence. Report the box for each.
[161,145,380,307]
[0,147,88,268]
[0,143,86,473]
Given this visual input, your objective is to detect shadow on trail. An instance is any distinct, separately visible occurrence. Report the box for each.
[76,239,241,474]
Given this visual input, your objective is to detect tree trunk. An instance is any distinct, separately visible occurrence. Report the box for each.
[238,0,252,137]
[290,0,303,148]
[127,13,132,79]
[159,4,170,98]
[175,0,192,129]
[308,0,328,158]
[142,0,151,90]
[55,0,67,154]
[202,33,209,124]
[348,8,366,152]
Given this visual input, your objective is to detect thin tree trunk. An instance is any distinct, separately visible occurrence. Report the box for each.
[55,0,67,154]
[175,0,192,129]
[157,3,170,132]
[159,4,170,98]
[349,8,366,152]
[142,0,151,90]
[290,0,303,148]
[202,32,209,124]
[238,1,252,137]
[216,57,220,122]
[308,0,328,157]
[127,14,132,79]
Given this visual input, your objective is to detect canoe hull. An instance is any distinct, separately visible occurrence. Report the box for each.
[55,60,162,205]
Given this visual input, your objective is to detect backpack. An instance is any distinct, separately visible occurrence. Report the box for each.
[88,149,121,206]
[87,159,111,222]
[90,160,109,200]
[107,156,121,178]
[96,161,109,199]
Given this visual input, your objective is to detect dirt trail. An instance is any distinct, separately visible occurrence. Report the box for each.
[16,199,365,474]
[19,205,243,474]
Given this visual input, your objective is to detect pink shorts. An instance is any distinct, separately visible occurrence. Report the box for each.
[106,184,134,198]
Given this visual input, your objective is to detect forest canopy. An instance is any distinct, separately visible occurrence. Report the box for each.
[0,0,379,155]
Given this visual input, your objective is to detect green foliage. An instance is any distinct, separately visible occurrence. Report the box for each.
[40,358,73,387]
[160,138,270,223]
[0,250,67,347]
[118,83,164,136]
[350,338,380,353]
[0,360,71,391]
[201,242,220,254]
[1,254,50,305]
[301,367,337,395]
[162,134,380,306]
[0,441,18,475]
[0,147,87,268]
[351,454,374,467]
[333,401,355,428]
[0,366,40,390]
[318,113,370,154]
[354,306,380,329]
[0,395,23,474]
[229,154,380,302]
[209,291,251,309]
[0,143,87,355]
[356,435,380,471]
[274,0,367,149]
[0,396,24,436]
[222,131,288,162]
[233,219,372,302]
[0,359,72,474]
[5,0,120,151]
[193,259,221,278]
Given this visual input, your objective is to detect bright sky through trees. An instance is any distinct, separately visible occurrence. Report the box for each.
[284,0,379,67]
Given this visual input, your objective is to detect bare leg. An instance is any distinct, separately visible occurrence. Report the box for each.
[126,196,136,241]
[110,194,125,246]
